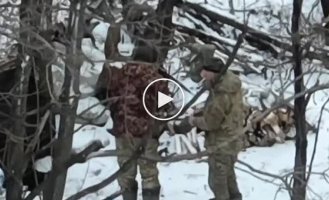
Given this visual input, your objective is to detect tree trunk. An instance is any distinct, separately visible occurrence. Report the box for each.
[321,0,329,18]
[4,1,37,198]
[228,0,237,39]
[5,58,30,200]
[42,0,83,199]
[156,0,175,63]
[321,0,329,44]
[291,0,307,200]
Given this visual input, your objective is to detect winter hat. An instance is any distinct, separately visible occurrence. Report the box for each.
[123,3,155,22]
[202,57,225,73]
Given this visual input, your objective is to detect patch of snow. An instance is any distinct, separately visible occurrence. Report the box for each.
[34,156,52,173]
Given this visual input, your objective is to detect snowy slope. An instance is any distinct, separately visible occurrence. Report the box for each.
[64,104,329,200]
[58,0,329,200]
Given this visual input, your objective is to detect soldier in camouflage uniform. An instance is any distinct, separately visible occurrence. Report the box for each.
[96,3,172,200]
[169,57,244,200]
[96,63,169,200]
[96,4,170,197]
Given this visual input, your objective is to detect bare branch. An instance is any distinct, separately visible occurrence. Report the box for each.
[24,140,104,200]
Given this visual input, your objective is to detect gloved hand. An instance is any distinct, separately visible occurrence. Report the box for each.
[166,121,176,136]
[173,117,194,134]
[188,114,196,126]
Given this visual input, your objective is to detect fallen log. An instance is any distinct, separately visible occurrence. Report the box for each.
[0,57,17,73]
[176,25,263,74]
[174,1,328,64]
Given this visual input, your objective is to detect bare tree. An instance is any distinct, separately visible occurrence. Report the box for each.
[321,0,329,44]
[0,0,96,199]
[4,0,54,199]
[1,0,329,200]
[41,0,85,199]
[291,0,308,200]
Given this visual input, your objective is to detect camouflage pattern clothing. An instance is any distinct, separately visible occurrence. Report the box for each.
[189,70,244,200]
[96,63,169,200]
[116,136,160,190]
[97,62,170,138]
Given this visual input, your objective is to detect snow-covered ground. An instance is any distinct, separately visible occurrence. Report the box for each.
[64,75,329,200]
[1,0,329,199]
[60,0,329,199]
[64,100,329,200]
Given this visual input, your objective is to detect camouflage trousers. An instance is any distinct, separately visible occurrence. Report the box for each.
[208,153,242,200]
[116,136,160,190]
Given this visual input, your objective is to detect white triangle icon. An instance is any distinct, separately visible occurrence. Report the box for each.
[158,91,173,108]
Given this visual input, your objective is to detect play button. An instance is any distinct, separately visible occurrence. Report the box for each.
[158,91,173,108]
[143,78,185,121]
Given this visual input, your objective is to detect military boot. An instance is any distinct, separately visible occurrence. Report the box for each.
[142,186,160,200]
[122,187,138,200]
[230,193,242,200]
[122,189,137,200]
[121,181,138,200]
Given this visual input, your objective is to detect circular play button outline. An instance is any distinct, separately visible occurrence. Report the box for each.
[142,78,185,121]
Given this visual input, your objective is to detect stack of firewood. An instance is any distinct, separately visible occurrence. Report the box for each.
[242,105,315,148]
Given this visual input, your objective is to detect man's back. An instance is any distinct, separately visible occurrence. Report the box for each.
[104,63,169,137]
[101,62,168,200]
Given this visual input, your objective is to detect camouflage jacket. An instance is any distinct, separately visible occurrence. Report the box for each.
[190,71,245,155]
[97,63,170,138]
